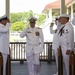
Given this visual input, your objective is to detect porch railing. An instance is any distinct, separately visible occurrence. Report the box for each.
[10,42,55,63]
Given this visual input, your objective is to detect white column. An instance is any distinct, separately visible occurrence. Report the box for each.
[46,14,48,20]
[60,0,66,14]
[6,0,10,18]
[71,4,73,20]
[67,8,69,14]
[49,8,52,22]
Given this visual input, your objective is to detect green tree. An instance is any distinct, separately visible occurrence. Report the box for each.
[10,11,33,24]
[10,11,46,31]
[28,10,33,17]
[10,21,25,31]
[10,13,22,23]
[37,14,46,25]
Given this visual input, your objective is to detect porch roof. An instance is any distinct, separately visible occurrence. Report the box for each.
[44,0,72,9]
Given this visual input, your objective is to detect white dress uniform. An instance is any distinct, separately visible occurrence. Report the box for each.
[50,22,63,73]
[20,26,44,75]
[58,22,74,75]
[50,23,61,50]
[0,22,11,75]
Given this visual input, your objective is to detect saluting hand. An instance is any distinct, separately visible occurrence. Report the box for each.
[50,23,54,27]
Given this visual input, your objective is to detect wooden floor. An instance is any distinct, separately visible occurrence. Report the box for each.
[11,61,66,75]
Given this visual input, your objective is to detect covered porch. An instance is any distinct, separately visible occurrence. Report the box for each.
[3,0,75,75]
[9,42,73,75]
[11,61,66,75]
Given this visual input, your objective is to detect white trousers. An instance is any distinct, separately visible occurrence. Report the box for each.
[54,47,69,75]
[26,52,40,75]
[53,50,58,70]
[2,53,7,75]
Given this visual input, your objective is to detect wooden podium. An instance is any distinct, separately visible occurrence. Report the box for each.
[0,53,11,75]
[0,52,3,75]
[69,51,75,75]
[58,46,63,75]
[6,55,11,75]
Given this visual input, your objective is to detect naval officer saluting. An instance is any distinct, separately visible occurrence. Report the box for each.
[20,16,44,75]
[0,15,11,75]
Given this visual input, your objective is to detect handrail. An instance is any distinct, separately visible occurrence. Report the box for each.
[10,42,54,63]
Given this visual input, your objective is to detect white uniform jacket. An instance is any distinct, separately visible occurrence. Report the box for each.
[0,23,11,54]
[20,27,44,54]
[58,22,74,51]
[50,24,62,50]
[50,26,59,50]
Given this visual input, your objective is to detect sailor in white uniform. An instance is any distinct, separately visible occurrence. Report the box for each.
[58,14,74,75]
[50,17,61,75]
[0,15,11,75]
[20,16,44,75]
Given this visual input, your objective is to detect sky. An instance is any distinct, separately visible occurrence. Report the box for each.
[10,0,57,13]
[0,0,57,16]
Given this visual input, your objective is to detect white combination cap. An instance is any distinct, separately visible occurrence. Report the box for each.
[59,14,70,18]
[0,15,8,22]
[28,16,37,22]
